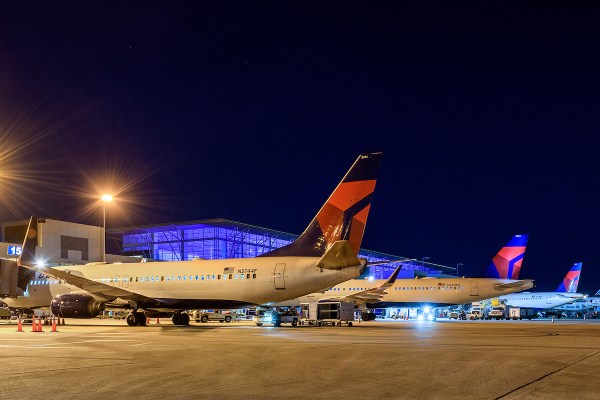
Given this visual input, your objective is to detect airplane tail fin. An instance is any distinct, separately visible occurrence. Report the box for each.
[555,262,582,293]
[260,152,382,258]
[479,234,528,279]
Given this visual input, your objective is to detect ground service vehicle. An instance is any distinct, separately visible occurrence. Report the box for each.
[253,309,299,327]
[301,301,354,326]
[507,307,537,320]
[467,309,484,320]
[488,305,507,320]
[193,311,234,323]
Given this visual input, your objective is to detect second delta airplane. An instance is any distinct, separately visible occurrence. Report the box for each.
[273,234,535,320]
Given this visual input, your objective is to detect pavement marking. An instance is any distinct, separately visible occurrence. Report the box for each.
[495,348,600,399]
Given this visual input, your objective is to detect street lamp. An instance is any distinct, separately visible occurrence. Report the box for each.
[101,194,113,262]
[457,262,463,277]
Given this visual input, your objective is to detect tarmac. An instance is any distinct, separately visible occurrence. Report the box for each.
[0,318,599,400]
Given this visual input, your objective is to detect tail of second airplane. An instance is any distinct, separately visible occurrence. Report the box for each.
[479,234,528,279]
[260,151,383,258]
[555,262,583,293]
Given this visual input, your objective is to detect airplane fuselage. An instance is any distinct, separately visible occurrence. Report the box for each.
[3,257,363,311]
[498,292,584,309]
[275,277,534,308]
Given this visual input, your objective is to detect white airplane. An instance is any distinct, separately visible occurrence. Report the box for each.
[554,290,600,315]
[273,234,534,320]
[498,262,584,310]
[11,152,383,326]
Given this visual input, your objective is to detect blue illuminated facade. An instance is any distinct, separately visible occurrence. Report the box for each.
[107,219,452,279]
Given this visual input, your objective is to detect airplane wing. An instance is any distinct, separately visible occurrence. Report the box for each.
[30,266,155,303]
[324,266,401,304]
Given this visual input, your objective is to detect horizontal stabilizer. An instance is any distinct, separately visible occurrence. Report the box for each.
[316,241,361,270]
[494,280,534,290]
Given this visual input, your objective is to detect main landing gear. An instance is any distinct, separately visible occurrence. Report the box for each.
[126,311,147,326]
[172,312,190,326]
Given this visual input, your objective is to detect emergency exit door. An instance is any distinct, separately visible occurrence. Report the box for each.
[470,280,479,296]
[274,263,286,290]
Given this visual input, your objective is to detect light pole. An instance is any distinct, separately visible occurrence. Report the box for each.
[101,194,113,262]
[422,256,430,270]
[457,262,463,277]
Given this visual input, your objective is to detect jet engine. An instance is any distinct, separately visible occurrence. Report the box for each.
[50,294,105,318]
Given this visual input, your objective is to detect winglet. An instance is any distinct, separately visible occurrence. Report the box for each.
[556,262,583,293]
[379,265,401,290]
[316,240,361,270]
[480,234,528,279]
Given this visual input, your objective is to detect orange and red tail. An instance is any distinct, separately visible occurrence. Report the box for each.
[261,152,382,257]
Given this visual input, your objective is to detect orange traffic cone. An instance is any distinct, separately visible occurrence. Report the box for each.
[17,318,23,332]
[37,318,44,332]
[31,316,38,332]
[156,318,160,324]
[51,318,58,333]
[61,318,65,325]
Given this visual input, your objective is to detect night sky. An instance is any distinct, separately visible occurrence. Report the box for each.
[1,3,599,293]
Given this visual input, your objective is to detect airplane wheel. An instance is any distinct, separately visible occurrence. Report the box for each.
[135,312,147,326]
[126,314,136,326]
[181,313,190,325]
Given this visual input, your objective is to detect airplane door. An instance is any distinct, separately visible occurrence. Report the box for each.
[274,263,286,290]
[114,275,121,287]
[470,280,479,296]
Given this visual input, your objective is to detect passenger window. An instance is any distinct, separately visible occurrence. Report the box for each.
[235,274,238,279]
[183,276,187,280]
[246,274,250,279]
[218,275,221,279]
[212,275,216,280]
[166,276,170,281]
[229,274,233,279]
[196,275,199,280]
[201,275,204,280]
[161,276,164,281]
[252,274,256,279]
